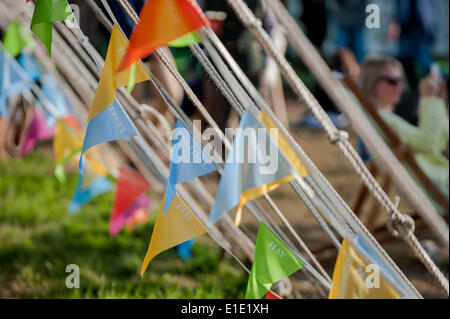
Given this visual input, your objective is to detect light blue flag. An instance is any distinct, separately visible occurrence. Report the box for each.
[0,49,34,117]
[79,99,139,176]
[162,120,218,214]
[177,239,195,260]
[17,53,43,82]
[39,74,72,127]
[208,110,293,225]
[68,175,113,213]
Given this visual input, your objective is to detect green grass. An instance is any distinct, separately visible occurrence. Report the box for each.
[0,153,247,298]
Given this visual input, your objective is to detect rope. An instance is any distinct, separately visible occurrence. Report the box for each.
[225,0,448,295]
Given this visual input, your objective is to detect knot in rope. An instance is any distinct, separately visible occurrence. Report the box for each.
[387,213,415,239]
[330,130,349,144]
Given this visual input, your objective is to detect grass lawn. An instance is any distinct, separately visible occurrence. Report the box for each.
[0,152,247,298]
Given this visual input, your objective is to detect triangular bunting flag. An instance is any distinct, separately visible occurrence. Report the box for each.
[88,24,149,121]
[245,223,303,299]
[258,111,309,177]
[117,0,210,72]
[169,31,202,48]
[110,194,151,236]
[0,49,34,117]
[265,290,282,299]
[19,106,54,157]
[162,119,218,214]
[79,100,138,175]
[109,165,151,236]
[18,53,44,82]
[68,174,113,213]
[39,74,72,127]
[208,110,294,226]
[30,0,73,55]
[141,193,207,276]
[177,239,195,260]
[2,20,35,57]
[329,238,401,299]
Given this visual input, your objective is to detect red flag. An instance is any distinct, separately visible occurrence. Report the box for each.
[109,166,151,235]
[117,0,210,72]
[265,290,282,299]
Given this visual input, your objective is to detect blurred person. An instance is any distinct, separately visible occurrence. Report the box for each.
[358,55,449,198]
[388,0,438,89]
[334,0,367,62]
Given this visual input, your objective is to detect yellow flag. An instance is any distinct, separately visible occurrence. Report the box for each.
[258,111,309,177]
[53,117,110,179]
[88,24,150,121]
[329,239,400,299]
[141,193,208,276]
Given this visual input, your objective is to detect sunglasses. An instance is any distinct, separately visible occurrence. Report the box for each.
[377,76,404,86]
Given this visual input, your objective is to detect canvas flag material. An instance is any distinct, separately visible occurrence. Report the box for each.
[19,106,54,157]
[208,110,294,226]
[245,223,303,299]
[79,100,138,175]
[265,290,282,299]
[162,120,218,214]
[109,165,151,236]
[0,49,34,117]
[258,111,309,177]
[2,20,35,57]
[18,53,44,82]
[110,194,151,236]
[329,238,401,299]
[117,0,211,72]
[88,24,149,121]
[68,175,113,213]
[169,31,202,48]
[30,0,73,55]
[141,193,207,276]
[54,116,109,180]
[39,74,72,128]
[177,239,195,260]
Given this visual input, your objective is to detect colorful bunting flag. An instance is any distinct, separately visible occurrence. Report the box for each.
[19,106,54,157]
[30,0,73,56]
[117,0,211,72]
[208,110,294,226]
[141,193,207,276]
[0,49,34,117]
[163,120,218,214]
[177,239,195,260]
[88,24,149,121]
[39,74,73,127]
[169,31,202,48]
[329,238,400,299]
[2,20,35,57]
[258,111,309,177]
[110,194,151,236]
[79,100,138,175]
[17,53,44,82]
[265,290,282,299]
[245,223,303,299]
[109,165,151,236]
[53,116,108,179]
[68,174,113,213]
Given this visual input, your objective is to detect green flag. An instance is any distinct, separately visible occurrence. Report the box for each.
[169,31,202,48]
[30,0,73,56]
[245,223,303,299]
[2,20,35,57]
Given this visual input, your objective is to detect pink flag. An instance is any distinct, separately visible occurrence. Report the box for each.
[19,106,54,156]
[109,194,151,236]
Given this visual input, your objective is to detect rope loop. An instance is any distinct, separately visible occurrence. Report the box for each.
[330,130,349,144]
[387,213,415,239]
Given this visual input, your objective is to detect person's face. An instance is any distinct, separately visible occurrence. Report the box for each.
[373,64,405,110]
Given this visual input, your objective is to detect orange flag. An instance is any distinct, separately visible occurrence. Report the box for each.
[117,0,210,73]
